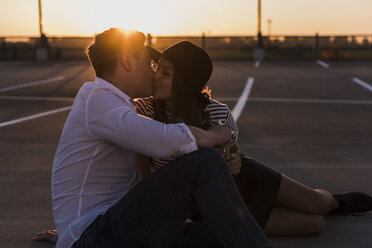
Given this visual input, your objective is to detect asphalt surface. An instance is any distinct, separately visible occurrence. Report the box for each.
[0,59,371,248]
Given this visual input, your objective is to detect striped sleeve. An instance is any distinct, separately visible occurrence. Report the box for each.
[134,97,155,119]
[223,107,238,145]
[206,99,239,146]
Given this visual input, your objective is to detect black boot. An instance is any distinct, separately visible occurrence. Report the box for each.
[328,192,372,216]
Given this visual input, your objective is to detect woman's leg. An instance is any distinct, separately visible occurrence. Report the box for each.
[264,206,325,237]
[275,174,339,215]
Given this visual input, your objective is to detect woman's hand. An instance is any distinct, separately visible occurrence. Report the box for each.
[226,152,241,175]
[226,144,241,175]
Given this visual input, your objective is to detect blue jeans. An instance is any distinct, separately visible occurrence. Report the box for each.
[72,147,273,248]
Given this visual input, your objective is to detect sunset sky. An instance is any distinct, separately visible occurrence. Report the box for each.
[0,0,371,36]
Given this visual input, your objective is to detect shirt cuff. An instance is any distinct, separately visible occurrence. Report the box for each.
[175,123,198,154]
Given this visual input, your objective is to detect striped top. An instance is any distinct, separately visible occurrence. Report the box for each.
[135,97,238,173]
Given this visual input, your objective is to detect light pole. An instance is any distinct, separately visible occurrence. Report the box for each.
[257,0,263,48]
[38,0,44,36]
[36,0,48,60]
[254,0,265,62]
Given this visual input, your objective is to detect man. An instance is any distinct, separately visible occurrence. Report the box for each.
[51,28,273,248]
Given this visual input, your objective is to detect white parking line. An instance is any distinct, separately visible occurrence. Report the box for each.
[231,77,254,121]
[0,95,75,102]
[0,76,65,93]
[249,97,372,105]
[216,97,372,105]
[352,77,372,92]
[0,106,72,128]
[316,60,330,69]
[254,61,260,68]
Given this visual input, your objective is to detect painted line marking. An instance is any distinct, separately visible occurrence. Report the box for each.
[0,106,72,128]
[0,95,75,102]
[216,97,372,105]
[352,77,372,92]
[231,77,254,121]
[254,61,260,68]
[249,97,372,105]
[0,76,65,93]
[316,60,330,69]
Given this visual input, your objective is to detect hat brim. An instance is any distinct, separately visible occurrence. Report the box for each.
[145,45,162,62]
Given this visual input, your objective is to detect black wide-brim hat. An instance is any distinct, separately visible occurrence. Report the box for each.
[161,41,213,93]
[145,45,162,62]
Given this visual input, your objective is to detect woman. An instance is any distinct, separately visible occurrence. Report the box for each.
[35,41,372,242]
[135,41,372,236]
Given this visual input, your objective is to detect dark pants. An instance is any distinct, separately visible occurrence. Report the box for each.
[190,154,282,229]
[72,147,273,248]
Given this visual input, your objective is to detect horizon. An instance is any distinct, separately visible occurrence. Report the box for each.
[2,32,372,38]
[1,0,372,37]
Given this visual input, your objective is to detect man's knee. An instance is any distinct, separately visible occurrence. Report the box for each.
[195,146,221,157]
[171,147,227,179]
[188,147,228,174]
[193,147,226,166]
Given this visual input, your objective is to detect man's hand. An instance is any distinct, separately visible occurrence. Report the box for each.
[34,229,58,243]
[188,125,232,148]
[208,125,232,148]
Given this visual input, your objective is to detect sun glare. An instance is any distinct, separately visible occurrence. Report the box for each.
[2,0,371,36]
[84,0,174,36]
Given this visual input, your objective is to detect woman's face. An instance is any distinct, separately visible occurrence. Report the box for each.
[152,57,174,100]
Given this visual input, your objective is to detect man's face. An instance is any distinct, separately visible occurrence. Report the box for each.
[132,48,155,98]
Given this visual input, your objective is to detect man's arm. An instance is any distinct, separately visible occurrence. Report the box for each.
[87,92,198,159]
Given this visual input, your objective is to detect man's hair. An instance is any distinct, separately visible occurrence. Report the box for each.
[86,28,146,77]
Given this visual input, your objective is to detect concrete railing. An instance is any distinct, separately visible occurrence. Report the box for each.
[1,34,371,61]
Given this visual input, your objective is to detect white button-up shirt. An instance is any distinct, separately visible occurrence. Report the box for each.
[52,77,197,248]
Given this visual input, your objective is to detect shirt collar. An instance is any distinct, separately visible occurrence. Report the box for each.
[95,77,135,107]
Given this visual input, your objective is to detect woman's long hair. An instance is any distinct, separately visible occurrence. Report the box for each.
[154,69,211,128]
